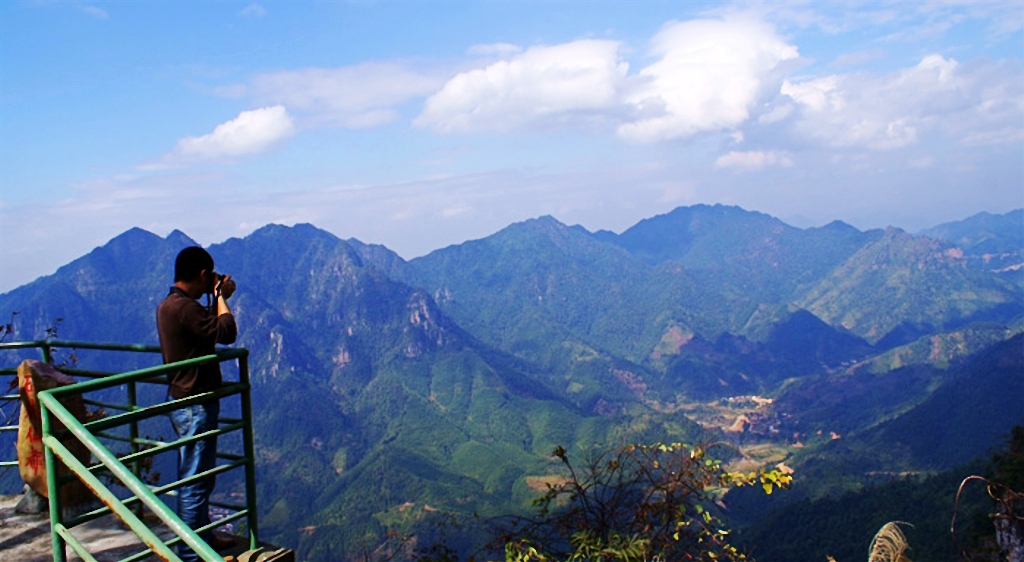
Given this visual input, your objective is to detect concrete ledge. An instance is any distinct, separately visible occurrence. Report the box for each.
[1,492,285,561]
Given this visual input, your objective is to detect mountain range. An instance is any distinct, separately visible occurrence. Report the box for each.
[0,204,1021,561]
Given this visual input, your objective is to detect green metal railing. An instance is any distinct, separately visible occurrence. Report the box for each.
[0,339,259,562]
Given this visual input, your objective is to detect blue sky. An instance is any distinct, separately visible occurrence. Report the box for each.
[1,1,1022,291]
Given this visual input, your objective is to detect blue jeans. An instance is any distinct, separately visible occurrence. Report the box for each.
[169,400,219,561]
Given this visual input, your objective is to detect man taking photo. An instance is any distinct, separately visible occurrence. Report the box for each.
[157,246,237,560]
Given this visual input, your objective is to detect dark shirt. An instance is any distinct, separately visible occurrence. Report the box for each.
[157,287,237,399]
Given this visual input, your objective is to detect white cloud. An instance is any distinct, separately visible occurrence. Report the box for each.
[248,63,442,128]
[617,18,799,143]
[415,40,628,133]
[177,105,294,158]
[758,103,794,124]
[780,54,1024,150]
[147,106,294,168]
[239,3,267,18]
[143,13,1022,178]
[202,14,1018,156]
[781,76,843,113]
[715,150,793,170]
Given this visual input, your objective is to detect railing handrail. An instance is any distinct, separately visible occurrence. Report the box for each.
[44,348,247,397]
[41,390,223,561]
[0,339,162,353]
[1,339,259,562]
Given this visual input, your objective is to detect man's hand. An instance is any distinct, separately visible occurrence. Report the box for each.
[216,275,237,300]
[214,275,236,318]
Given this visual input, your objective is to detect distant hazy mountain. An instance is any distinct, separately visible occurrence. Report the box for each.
[0,205,1020,561]
[409,205,1020,356]
[405,215,720,365]
[920,209,1023,255]
[794,226,1021,342]
[598,205,874,302]
[919,209,1024,285]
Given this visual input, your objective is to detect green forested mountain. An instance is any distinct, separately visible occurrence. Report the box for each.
[0,221,709,560]
[795,227,1021,342]
[597,205,875,304]
[737,455,996,561]
[403,215,726,366]
[737,420,1024,561]
[409,205,1020,355]
[0,205,1020,561]
[921,209,1024,255]
[762,334,1024,486]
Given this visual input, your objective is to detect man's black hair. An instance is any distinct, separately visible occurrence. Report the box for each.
[174,246,214,282]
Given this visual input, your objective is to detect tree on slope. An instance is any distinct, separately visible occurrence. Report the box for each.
[500,442,792,561]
